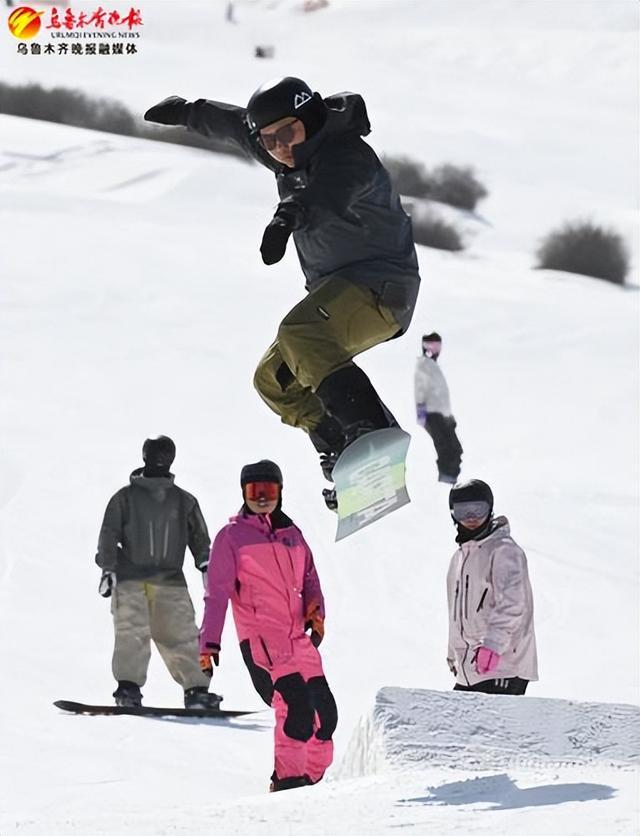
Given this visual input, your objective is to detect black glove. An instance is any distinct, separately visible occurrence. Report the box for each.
[144,96,189,126]
[260,217,292,265]
[98,570,116,598]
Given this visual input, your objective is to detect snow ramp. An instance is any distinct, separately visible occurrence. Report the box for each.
[338,687,640,778]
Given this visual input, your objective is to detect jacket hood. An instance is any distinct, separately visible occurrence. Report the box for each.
[129,467,175,490]
[458,515,511,548]
[291,92,370,168]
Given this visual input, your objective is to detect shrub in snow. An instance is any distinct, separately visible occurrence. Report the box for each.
[535,220,629,285]
[0,82,246,160]
[382,155,432,199]
[383,155,488,211]
[0,82,136,135]
[427,163,488,211]
[412,213,463,251]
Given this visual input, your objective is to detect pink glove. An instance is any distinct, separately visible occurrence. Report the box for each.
[475,646,500,675]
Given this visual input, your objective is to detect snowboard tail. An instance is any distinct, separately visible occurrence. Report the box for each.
[54,700,255,718]
[331,427,411,541]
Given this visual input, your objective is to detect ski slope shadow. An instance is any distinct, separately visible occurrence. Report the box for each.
[141,715,268,733]
[398,772,615,811]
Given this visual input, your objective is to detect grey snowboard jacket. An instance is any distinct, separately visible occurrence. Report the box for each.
[95,469,210,585]
[446,517,538,687]
[183,92,420,333]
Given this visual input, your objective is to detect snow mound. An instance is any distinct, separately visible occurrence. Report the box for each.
[339,687,640,778]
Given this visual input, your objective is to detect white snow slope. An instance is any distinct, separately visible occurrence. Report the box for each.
[0,2,638,834]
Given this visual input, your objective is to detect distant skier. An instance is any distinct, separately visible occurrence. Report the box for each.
[144,78,420,494]
[446,479,538,695]
[95,436,221,710]
[414,332,463,483]
[199,460,337,791]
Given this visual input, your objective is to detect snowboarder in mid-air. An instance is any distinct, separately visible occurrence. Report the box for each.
[144,77,421,500]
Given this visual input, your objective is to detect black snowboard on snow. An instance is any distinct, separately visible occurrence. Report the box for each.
[54,699,255,718]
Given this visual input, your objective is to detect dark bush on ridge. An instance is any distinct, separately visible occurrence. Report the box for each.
[535,220,629,285]
[0,81,247,159]
[412,213,464,251]
[427,164,488,211]
[382,154,432,198]
[383,154,488,211]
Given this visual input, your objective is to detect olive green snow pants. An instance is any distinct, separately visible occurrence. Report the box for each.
[253,277,400,431]
[111,580,210,690]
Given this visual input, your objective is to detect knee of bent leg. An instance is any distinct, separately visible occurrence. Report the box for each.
[308,676,338,740]
[275,673,314,742]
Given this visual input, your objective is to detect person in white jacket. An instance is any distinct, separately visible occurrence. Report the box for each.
[446,479,538,695]
[414,333,463,483]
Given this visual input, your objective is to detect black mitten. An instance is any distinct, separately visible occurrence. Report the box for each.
[144,96,189,126]
[260,218,291,265]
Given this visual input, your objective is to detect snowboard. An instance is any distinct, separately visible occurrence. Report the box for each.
[329,427,411,541]
[53,700,255,718]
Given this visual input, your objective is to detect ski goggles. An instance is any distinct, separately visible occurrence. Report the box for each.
[451,500,491,524]
[259,120,300,151]
[244,481,281,502]
[422,340,441,358]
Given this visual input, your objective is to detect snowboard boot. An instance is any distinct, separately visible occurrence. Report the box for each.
[309,414,346,482]
[269,772,311,792]
[315,365,390,440]
[113,681,142,708]
[184,686,223,710]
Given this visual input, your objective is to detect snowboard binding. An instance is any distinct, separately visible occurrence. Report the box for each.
[322,487,338,512]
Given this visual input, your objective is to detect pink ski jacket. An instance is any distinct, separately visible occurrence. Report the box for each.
[200,512,324,669]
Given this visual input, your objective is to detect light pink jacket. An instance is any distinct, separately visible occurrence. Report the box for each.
[447,517,538,687]
[200,512,324,670]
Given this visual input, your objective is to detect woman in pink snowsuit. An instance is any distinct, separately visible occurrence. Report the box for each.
[199,460,337,791]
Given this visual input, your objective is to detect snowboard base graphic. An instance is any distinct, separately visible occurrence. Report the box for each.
[331,427,411,541]
[54,700,255,718]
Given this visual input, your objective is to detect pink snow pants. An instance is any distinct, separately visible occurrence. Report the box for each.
[243,635,337,783]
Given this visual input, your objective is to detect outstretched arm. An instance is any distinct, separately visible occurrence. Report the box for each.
[144,96,253,156]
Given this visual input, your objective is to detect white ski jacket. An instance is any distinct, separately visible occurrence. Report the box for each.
[446,517,538,687]
[414,356,452,416]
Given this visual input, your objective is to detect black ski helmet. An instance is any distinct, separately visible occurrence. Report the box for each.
[246,76,326,137]
[448,479,494,515]
[142,435,176,468]
[240,459,283,487]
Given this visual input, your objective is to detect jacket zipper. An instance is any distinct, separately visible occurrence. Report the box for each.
[476,588,488,612]
[453,581,459,622]
[458,550,471,685]
[464,574,469,620]
[149,521,155,559]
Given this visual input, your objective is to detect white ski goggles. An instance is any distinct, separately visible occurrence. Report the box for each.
[451,501,491,524]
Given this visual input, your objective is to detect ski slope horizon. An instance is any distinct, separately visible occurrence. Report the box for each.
[1,1,638,833]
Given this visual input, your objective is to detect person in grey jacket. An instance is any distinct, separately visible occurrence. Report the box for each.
[144,77,421,490]
[446,479,538,695]
[414,332,463,483]
[95,436,221,709]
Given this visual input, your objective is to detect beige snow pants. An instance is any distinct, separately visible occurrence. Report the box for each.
[111,580,209,690]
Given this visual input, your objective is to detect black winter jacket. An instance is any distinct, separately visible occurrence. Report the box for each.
[184,92,420,333]
[95,469,210,584]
